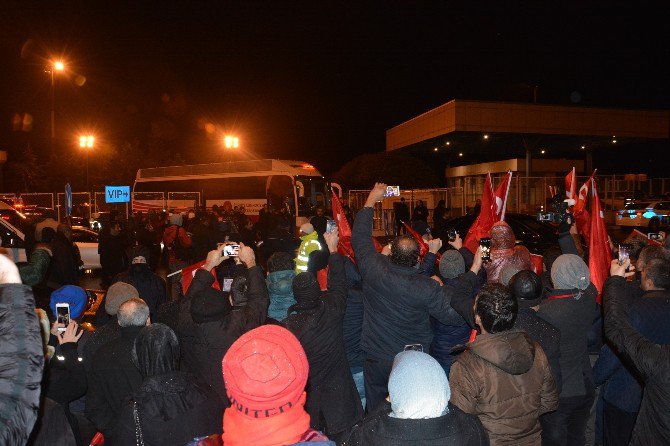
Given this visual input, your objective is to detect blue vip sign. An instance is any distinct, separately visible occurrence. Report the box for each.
[105,186,131,203]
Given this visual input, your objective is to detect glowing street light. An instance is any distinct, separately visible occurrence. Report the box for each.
[79,135,95,191]
[53,60,65,71]
[223,135,239,149]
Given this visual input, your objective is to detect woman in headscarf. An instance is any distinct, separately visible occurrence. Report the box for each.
[484,221,532,284]
[343,350,488,445]
[110,324,222,445]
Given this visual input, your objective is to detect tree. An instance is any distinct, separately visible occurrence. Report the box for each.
[332,152,441,190]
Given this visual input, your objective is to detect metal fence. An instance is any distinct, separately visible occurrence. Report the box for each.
[93,192,129,218]
[19,193,55,210]
[131,192,165,213]
[167,192,200,213]
[56,192,91,222]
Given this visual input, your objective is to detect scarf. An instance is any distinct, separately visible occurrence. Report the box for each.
[222,392,311,446]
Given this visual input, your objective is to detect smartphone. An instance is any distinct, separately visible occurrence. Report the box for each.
[56,303,70,332]
[223,244,240,257]
[648,233,662,241]
[480,237,492,262]
[403,344,423,352]
[618,243,631,266]
[447,228,458,242]
[383,186,400,197]
[326,219,337,233]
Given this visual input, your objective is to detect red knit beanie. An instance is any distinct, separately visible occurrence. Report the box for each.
[222,325,308,419]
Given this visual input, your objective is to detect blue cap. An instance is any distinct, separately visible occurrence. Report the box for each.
[50,285,88,319]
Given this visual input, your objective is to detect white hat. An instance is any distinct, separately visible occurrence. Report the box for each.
[299,223,314,234]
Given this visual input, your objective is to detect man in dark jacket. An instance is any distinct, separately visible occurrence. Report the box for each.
[98,221,128,287]
[393,197,410,236]
[594,257,670,445]
[284,229,364,440]
[450,283,558,445]
[0,256,44,445]
[180,245,268,405]
[508,270,562,394]
[351,183,476,412]
[344,350,488,446]
[536,254,597,446]
[86,298,148,437]
[47,225,80,290]
[604,259,670,445]
[111,245,168,318]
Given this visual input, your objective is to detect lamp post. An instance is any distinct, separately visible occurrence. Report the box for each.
[79,135,95,191]
[46,61,65,155]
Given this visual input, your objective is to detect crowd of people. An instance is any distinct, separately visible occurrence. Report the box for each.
[1,182,669,445]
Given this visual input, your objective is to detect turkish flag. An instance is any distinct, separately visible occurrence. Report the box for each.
[530,253,544,275]
[493,171,513,221]
[181,261,221,295]
[573,171,596,244]
[464,173,496,253]
[588,178,611,303]
[331,190,355,260]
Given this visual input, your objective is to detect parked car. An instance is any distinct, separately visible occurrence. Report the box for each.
[0,201,30,228]
[616,201,670,228]
[0,218,101,269]
[442,213,558,255]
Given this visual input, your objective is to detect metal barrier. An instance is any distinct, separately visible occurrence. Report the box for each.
[348,187,465,234]
[57,192,91,222]
[167,192,200,213]
[131,192,165,214]
[93,192,129,219]
[19,192,55,211]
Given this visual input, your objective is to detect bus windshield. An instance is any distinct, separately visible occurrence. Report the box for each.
[296,175,328,216]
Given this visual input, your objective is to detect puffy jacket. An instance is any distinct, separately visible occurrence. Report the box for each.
[343,258,364,370]
[449,329,558,446]
[351,207,471,360]
[296,231,322,273]
[18,248,51,287]
[0,283,44,445]
[603,276,670,445]
[162,224,192,264]
[266,269,296,321]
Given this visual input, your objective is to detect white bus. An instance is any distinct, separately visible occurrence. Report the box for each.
[132,159,341,227]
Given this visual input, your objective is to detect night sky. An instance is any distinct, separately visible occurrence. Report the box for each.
[1,2,668,175]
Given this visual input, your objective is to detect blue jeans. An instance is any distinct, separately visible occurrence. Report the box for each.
[350,366,366,410]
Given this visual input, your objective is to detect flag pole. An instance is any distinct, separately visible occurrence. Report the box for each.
[501,171,512,221]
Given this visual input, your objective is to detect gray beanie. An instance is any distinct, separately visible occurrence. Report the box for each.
[499,264,523,287]
[439,250,465,280]
[551,254,590,291]
[105,282,140,315]
[388,351,450,419]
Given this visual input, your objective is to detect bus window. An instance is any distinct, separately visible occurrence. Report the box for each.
[295,175,327,215]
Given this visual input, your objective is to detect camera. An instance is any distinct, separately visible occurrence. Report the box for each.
[479,237,491,262]
[383,186,400,197]
[537,189,573,224]
[326,219,337,233]
[222,244,240,257]
[447,228,458,242]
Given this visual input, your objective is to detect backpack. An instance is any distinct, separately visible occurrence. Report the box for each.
[167,225,191,262]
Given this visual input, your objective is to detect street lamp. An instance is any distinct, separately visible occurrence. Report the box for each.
[79,135,95,191]
[223,135,239,149]
[48,60,66,152]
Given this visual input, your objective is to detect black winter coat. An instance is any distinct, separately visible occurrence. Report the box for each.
[284,254,364,436]
[342,258,364,370]
[343,401,489,446]
[179,265,268,405]
[515,308,562,394]
[603,276,670,445]
[112,264,168,317]
[351,207,470,360]
[110,371,222,446]
[82,319,121,369]
[85,325,143,436]
[0,283,44,445]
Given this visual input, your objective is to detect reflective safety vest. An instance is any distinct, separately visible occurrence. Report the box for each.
[295,231,322,273]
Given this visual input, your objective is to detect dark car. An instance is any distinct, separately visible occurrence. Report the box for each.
[444,213,558,255]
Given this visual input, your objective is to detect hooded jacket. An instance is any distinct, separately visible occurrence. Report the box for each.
[111,324,222,445]
[266,269,296,322]
[111,263,168,317]
[449,329,558,446]
[483,222,532,284]
[283,254,364,436]
[296,231,322,273]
